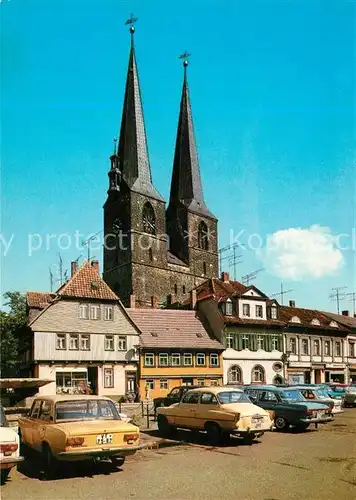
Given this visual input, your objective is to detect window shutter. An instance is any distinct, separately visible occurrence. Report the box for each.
[250,334,256,351]
[237,333,242,351]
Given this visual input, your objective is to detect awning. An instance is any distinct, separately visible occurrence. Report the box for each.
[0,378,54,389]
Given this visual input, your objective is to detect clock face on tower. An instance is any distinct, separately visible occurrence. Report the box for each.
[111,217,122,235]
[142,203,156,235]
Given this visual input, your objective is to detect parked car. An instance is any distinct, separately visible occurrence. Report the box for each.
[294,385,343,414]
[156,387,273,445]
[324,383,348,400]
[153,385,199,412]
[18,395,144,478]
[0,405,24,484]
[344,386,356,407]
[244,385,333,431]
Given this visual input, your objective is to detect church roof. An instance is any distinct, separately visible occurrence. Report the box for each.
[168,61,216,219]
[117,28,164,201]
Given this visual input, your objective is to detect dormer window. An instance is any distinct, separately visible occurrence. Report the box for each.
[290,316,301,324]
[329,321,338,328]
[255,305,263,318]
[311,318,321,326]
[271,305,277,319]
[225,299,233,316]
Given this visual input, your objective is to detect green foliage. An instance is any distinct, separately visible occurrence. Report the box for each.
[0,292,27,377]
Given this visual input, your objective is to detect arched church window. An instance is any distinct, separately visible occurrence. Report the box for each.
[198,221,209,250]
[142,202,156,235]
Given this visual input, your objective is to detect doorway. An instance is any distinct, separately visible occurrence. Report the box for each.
[87,366,98,395]
[314,369,321,384]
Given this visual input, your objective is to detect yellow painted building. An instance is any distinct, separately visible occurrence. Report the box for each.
[127,308,224,400]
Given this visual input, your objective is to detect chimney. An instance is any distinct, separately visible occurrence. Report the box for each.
[190,289,197,309]
[129,294,136,309]
[71,261,77,277]
[91,260,99,271]
[151,295,158,309]
[342,310,349,316]
[221,271,229,282]
[289,300,296,307]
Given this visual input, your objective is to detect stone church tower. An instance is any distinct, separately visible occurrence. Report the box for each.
[103,25,218,307]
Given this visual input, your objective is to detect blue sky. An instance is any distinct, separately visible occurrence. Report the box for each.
[1,0,355,312]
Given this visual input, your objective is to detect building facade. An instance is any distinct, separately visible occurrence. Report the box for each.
[189,273,286,385]
[280,306,349,384]
[103,26,218,308]
[127,308,224,399]
[26,261,140,397]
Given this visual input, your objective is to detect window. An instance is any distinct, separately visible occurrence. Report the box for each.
[183,353,193,366]
[349,342,355,358]
[182,391,200,403]
[242,304,250,317]
[171,353,181,366]
[291,316,301,323]
[313,339,320,356]
[160,379,168,390]
[90,304,101,320]
[56,334,66,350]
[39,401,51,421]
[159,353,169,366]
[183,285,186,294]
[271,306,277,319]
[301,339,309,355]
[30,400,42,419]
[255,305,263,318]
[104,335,114,351]
[225,299,233,316]
[311,318,321,326]
[174,284,178,295]
[227,365,242,384]
[80,334,90,350]
[56,371,88,393]
[335,341,341,357]
[210,379,219,387]
[144,353,155,367]
[196,353,206,366]
[260,391,278,402]
[69,334,79,350]
[200,393,218,405]
[324,340,331,356]
[252,365,265,383]
[146,379,155,390]
[209,354,219,367]
[104,368,114,388]
[226,333,234,349]
[203,262,207,275]
[271,336,279,351]
[104,306,114,321]
[330,321,339,328]
[257,335,264,350]
[242,335,250,349]
[78,303,89,319]
[198,221,209,250]
[197,379,205,386]
[142,202,156,234]
[117,336,127,351]
[289,338,297,354]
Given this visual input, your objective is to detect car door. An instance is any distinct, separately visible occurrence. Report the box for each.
[32,400,53,452]
[256,390,279,417]
[174,391,200,428]
[195,392,220,430]
[23,399,42,448]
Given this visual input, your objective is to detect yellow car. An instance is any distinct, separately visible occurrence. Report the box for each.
[18,395,144,477]
[156,387,273,444]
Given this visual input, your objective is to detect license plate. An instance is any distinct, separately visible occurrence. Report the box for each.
[252,418,262,428]
[96,433,113,445]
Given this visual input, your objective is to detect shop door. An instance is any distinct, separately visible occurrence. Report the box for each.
[87,367,98,395]
[314,369,321,384]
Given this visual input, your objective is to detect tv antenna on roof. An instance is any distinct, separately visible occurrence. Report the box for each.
[347,291,356,316]
[241,268,265,286]
[218,243,244,275]
[270,283,294,305]
[329,286,347,314]
[49,267,54,292]
[81,230,103,261]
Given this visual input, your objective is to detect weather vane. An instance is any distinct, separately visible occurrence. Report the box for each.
[112,137,118,155]
[179,50,191,67]
[125,14,138,34]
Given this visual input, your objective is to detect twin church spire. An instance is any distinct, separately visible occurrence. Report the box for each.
[109,19,214,218]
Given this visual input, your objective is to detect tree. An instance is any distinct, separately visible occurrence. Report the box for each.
[0,292,27,377]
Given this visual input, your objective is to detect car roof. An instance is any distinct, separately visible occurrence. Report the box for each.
[31,395,113,403]
[184,386,243,395]
[245,385,299,391]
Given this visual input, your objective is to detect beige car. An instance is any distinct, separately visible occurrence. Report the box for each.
[156,387,273,444]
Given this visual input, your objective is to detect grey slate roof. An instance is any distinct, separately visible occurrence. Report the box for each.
[118,36,164,201]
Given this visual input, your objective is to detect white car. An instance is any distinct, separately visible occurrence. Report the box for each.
[0,406,23,484]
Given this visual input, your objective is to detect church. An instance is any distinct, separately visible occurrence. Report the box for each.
[103,24,219,308]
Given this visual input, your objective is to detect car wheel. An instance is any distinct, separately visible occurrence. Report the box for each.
[0,469,10,485]
[42,443,58,480]
[205,423,222,445]
[274,416,289,431]
[112,456,125,468]
[157,415,173,436]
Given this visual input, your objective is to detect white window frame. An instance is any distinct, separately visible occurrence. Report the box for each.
[324,340,331,356]
[159,353,169,366]
[242,335,250,350]
[183,353,193,366]
[171,353,181,366]
[56,334,66,350]
[144,353,155,367]
[226,333,234,349]
[196,353,206,366]
[197,378,205,387]
[104,335,114,351]
[335,341,341,357]
[271,306,277,319]
[289,338,297,354]
[209,353,219,367]
[117,336,127,351]
[80,334,90,351]
[313,339,320,356]
[78,304,89,320]
[257,335,264,350]
[104,305,114,321]
[90,304,101,320]
[160,379,168,390]
[242,303,250,317]
[255,305,263,318]
[69,334,79,350]
[225,299,233,316]
[104,367,114,388]
[146,379,155,390]
[301,338,309,355]
[271,336,279,351]
[349,342,355,358]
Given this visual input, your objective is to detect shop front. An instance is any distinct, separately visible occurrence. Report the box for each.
[287,367,311,385]
[348,365,356,383]
[325,364,346,383]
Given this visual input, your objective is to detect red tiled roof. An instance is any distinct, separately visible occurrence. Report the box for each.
[279,306,348,331]
[127,308,224,350]
[27,292,54,309]
[321,311,356,329]
[193,277,248,302]
[223,316,284,327]
[58,261,118,301]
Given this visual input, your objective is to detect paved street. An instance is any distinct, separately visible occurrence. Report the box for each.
[2,409,356,500]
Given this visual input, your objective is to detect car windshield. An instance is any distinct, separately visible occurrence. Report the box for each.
[280,390,305,402]
[55,399,120,423]
[217,391,251,404]
[315,389,331,399]
[0,406,8,427]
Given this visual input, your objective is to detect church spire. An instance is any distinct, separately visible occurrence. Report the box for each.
[168,52,216,218]
[117,16,163,201]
